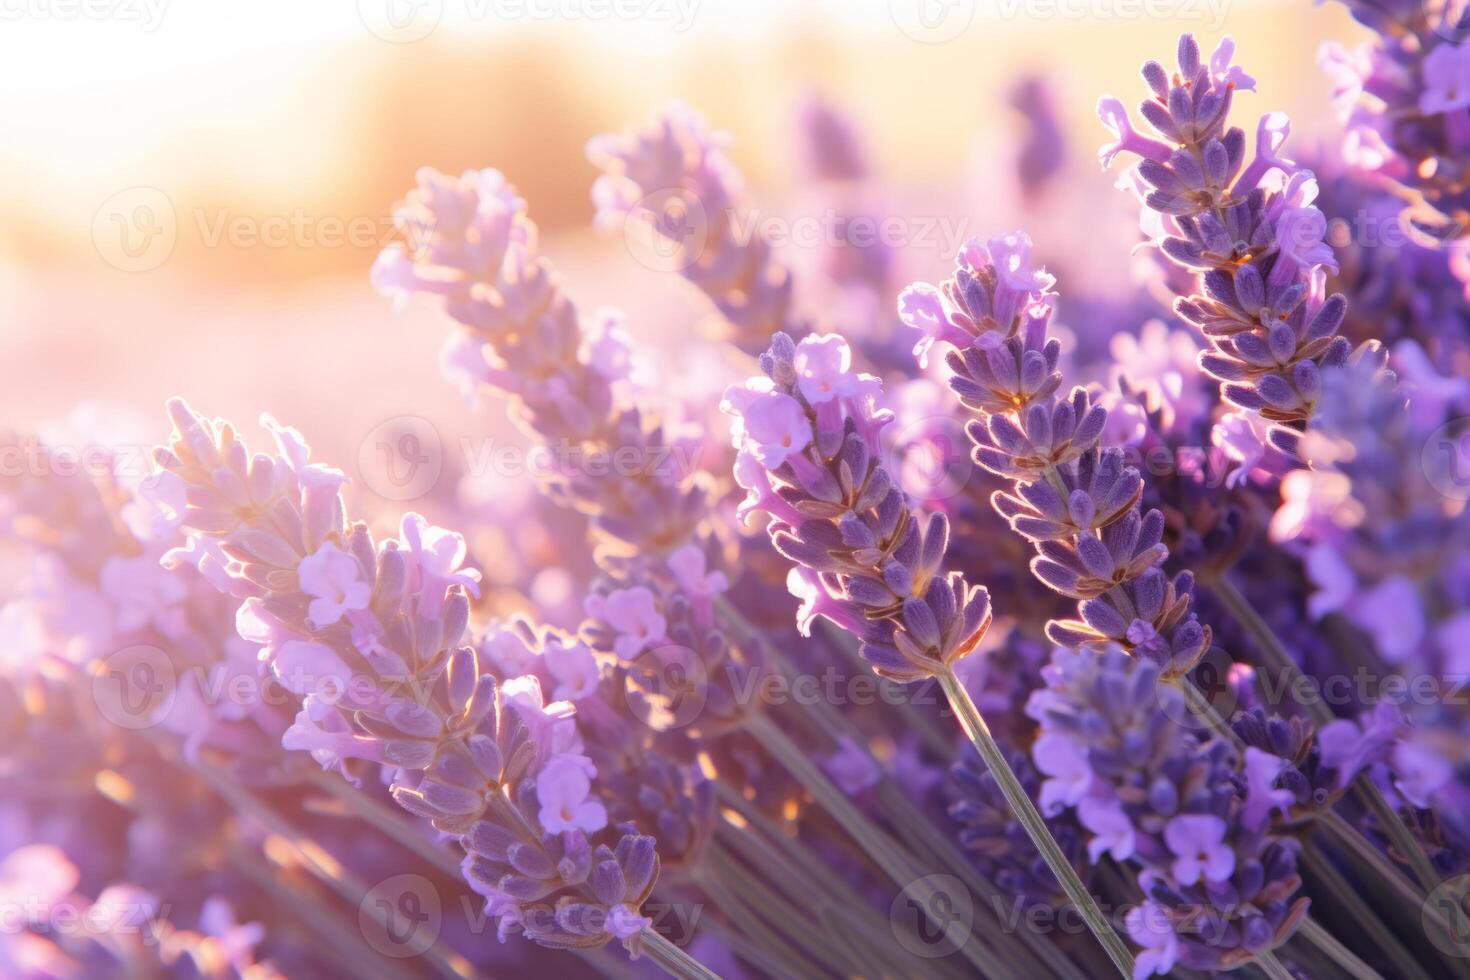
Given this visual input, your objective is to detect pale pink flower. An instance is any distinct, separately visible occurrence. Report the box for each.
[545,639,602,702]
[1126,903,1180,979]
[271,640,358,705]
[793,334,871,405]
[296,542,371,627]
[1393,738,1453,809]
[733,390,811,469]
[667,544,727,598]
[481,630,536,677]
[1079,796,1135,863]
[122,469,187,542]
[502,674,582,760]
[536,754,608,834]
[1242,748,1296,830]
[1033,732,1091,815]
[1213,411,1268,489]
[399,513,481,598]
[1208,36,1256,91]
[585,587,667,659]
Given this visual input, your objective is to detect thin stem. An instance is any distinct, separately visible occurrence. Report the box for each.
[305,768,464,877]
[695,871,830,978]
[1299,845,1428,980]
[188,758,475,980]
[712,845,864,975]
[743,711,1011,978]
[1319,814,1470,973]
[718,601,1082,979]
[1206,573,1443,897]
[937,668,1134,978]
[639,927,723,980]
[872,781,1091,980]
[817,618,953,756]
[225,843,419,980]
[1254,948,1297,980]
[713,822,956,980]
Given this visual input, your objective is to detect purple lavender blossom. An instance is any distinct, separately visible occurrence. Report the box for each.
[151,399,665,955]
[588,102,799,353]
[374,168,709,556]
[945,744,1089,909]
[722,332,994,683]
[1029,646,1310,974]
[1321,1,1470,240]
[1100,34,1363,460]
[898,232,1210,676]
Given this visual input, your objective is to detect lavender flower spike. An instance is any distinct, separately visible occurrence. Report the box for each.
[725,331,1137,976]
[374,167,707,556]
[588,103,798,353]
[151,400,677,962]
[721,332,991,683]
[899,232,1211,678]
[1030,646,1309,975]
[1099,34,1365,460]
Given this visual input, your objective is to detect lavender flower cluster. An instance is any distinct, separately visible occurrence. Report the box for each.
[1322,0,1470,239]
[9,22,1470,980]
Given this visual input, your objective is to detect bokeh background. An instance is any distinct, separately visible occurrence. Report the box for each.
[0,0,1370,526]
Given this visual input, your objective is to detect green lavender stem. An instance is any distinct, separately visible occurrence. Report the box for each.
[224,843,421,980]
[1254,948,1298,980]
[743,711,1013,978]
[1299,847,1425,980]
[936,668,1135,978]
[640,927,724,980]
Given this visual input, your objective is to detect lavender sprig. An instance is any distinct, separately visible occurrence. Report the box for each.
[724,330,1136,976]
[899,232,1211,677]
[374,167,707,557]
[150,400,685,964]
[588,102,799,353]
[1029,646,1310,976]
[1099,34,1361,460]
[722,332,992,684]
[1321,1,1470,239]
